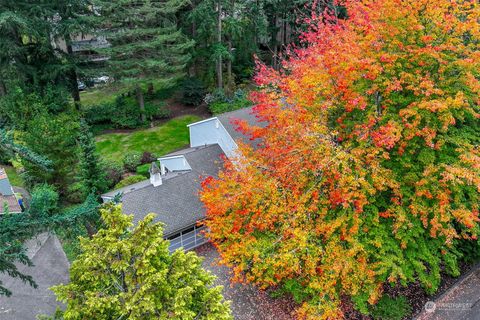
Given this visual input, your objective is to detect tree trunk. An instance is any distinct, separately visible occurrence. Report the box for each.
[189,12,197,77]
[85,221,96,239]
[147,82,154,95]
[136,85,147,123]
[272,13,279,70]
[216,1,223,89]
[65,34,81,110]
[227,39,233,94]
[0,79,6,97]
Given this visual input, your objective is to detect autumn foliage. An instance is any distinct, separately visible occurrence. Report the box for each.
[200,0,480,318]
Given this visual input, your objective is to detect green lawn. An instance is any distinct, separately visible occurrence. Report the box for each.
[3,165,24,188]
[96,115,200,162]
[80,78,177,107]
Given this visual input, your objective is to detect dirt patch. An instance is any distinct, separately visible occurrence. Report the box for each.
[165,99,211,119]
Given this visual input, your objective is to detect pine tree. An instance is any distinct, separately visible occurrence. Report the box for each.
[52,203,232,320]
[95,0,194,122]
[78,119,106,195]
[0,1,91,101]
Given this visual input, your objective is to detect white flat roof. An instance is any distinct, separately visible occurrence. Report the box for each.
[186,117,218,127]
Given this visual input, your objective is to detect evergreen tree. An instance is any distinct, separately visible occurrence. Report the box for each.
[78,119,106,195]
[52,203,232,320]
[95,0,194,122]
[0,188,99,297]
[0,1,92,102]
[21,112,80,199]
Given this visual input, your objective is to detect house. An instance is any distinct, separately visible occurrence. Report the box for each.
[101,106,264,252]
[0,233,70,320]
[0,168,22,214]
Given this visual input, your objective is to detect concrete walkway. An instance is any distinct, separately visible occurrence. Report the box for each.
[416,265,480,320]
[0,233,70,319]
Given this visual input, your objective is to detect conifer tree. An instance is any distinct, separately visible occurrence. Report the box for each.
[95,0,194,122]
[78,119,106,195]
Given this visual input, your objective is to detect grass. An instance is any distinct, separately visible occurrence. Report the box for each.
[96,115,200,162]
[80,78,178,107]
[3,165,24,188]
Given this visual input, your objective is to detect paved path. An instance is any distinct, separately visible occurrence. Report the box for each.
[195,243,296,320]
[0,233,69,319]
[416,265,480,320]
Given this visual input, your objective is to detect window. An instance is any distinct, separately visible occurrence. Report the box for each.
[167,224,208,253]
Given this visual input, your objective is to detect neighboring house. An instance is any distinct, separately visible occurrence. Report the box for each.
[0,233,70,320]
[101,107,264,252]
[54,34,110,62]
[0,168,22,214]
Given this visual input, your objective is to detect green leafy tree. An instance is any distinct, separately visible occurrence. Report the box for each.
[95,0,194,122]
[52,203,232,320]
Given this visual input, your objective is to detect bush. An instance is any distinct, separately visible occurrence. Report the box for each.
[144,101,171,121]
[29,184,59,217]
[84,94,171,131]
[206,89,252,115]
[66,182,87,204]
[140,152,157,165]
[136,163,151,178]
[122,152,142,172]
[101,160,124,190]
[370,296,412,320]
[114,175,146,190]
[181,77,206,106]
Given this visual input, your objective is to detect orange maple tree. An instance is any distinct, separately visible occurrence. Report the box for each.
[200,0,480,318]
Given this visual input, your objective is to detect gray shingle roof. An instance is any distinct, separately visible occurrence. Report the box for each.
[217,106,266,148]
[108,144,224,236]
[0,233,69,319]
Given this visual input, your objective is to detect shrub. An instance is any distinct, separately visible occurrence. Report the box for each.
[140,152,157,165]
[370,296,412,320]
[181,77,206,106]
[122,152,142,172]
[114,175,146,190]
[66,182,87,204]
[136,163,150,178]
[85,94,171,131]
[101,160,124,190]
[29,184,59,217]
[144,101,171,120]
[207,89,252,115]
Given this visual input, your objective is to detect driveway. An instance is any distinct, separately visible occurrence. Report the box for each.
[416,265,480,320]
[195,243,296,320]
[0,233,69,319]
